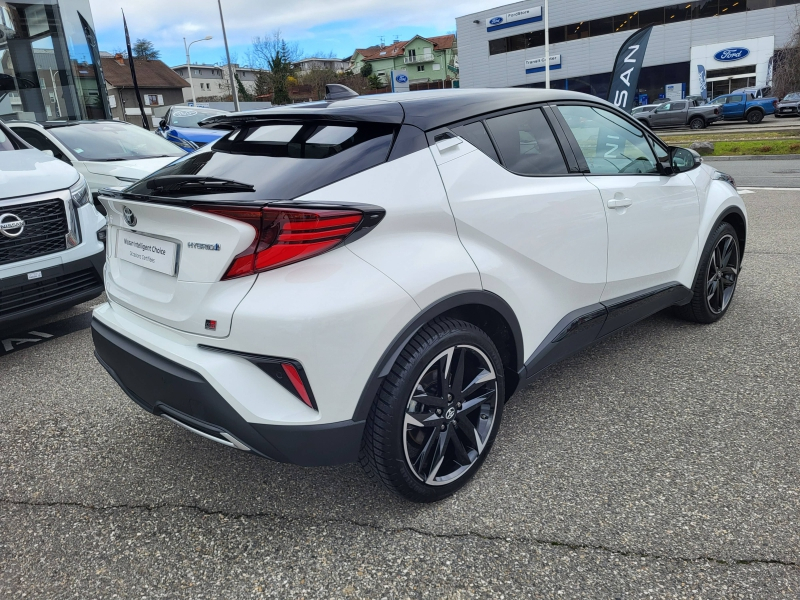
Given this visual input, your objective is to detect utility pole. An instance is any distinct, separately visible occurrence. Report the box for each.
[217,0,240,111]
[544,0,550,89]
[184,36,212,106]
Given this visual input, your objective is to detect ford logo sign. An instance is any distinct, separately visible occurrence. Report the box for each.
[395,74,408,83]
[489,16,503,25]
[714,47,750,62]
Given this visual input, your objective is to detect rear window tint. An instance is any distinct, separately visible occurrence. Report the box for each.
[129,121,396,201]
[485,108,568,175]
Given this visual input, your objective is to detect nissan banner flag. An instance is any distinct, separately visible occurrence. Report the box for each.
[607,26,653,114]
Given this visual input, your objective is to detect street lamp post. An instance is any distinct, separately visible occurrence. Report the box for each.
[544,0,550,89]
[184,35,213,105]
[217,0,240,112]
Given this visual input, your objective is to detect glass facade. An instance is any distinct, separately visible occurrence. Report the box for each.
[489,0,798,56]
[0,0,110,122]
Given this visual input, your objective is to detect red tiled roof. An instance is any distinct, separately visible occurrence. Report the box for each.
[356,34,456,62]
[100,57,190,89]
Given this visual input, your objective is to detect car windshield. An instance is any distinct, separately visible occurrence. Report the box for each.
[48,122,185,161]
[0,126,16,151]
[169,108,227,128]
[784,93,800,101]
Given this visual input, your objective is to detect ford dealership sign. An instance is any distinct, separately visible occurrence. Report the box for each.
[714,47,750,62]
[486,6,542,31]
[395,74,408,83]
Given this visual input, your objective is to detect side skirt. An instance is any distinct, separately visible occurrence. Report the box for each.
[523,283,692,382]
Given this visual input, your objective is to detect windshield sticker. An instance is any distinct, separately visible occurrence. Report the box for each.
[173,110,198,117]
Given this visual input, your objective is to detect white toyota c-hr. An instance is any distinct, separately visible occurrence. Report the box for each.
[92,89,746,502]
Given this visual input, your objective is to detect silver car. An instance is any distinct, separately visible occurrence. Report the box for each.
[775,92,800,117]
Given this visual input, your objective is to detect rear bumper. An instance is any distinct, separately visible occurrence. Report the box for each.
[0,249,104,329]
[91,317,365,466]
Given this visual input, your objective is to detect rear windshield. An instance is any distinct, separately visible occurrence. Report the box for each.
[127,120,396,201]
[169,108,227,128]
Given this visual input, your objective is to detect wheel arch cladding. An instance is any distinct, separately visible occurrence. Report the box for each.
[352,291,524,421]
[720,207,747,260]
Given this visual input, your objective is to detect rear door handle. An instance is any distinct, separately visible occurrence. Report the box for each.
[607,197,632,209]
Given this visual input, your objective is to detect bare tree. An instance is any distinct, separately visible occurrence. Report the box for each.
[772,10,800,99]
[249,30,303,69]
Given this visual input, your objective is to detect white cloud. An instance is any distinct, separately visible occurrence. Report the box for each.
[89,0,499,50]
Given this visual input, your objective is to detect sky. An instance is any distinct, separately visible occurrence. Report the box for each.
[89,0,501,68]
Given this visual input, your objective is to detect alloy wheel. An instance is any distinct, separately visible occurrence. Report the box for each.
[706,233,739,314]
[403,345,498,486]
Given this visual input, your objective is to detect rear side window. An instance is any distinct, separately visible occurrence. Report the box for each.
[729,95,745,103]
[450,121,500,164]
[484,108,567,175]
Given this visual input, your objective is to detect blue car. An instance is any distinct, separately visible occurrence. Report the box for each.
[156,106,229,151]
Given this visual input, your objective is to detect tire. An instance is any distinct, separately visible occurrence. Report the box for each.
[689,117,706,130]
[746,110,764,124]
[359,317,505,502]
[674,222,741,324]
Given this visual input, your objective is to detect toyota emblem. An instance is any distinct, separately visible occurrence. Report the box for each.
[122,206,137,227]
[0,213,25,238]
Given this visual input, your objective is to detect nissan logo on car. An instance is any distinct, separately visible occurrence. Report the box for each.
[489,16,503,25]
[0,213,25,238]
[395,74,408,83]
[123,206,137,228]
[714,47,750,62]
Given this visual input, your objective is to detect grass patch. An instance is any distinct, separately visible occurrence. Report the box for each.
[711,140,800,155]
[658,130,800,144]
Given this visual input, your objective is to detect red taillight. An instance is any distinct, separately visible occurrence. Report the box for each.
[714,108,719,115]
[194,206,363,280]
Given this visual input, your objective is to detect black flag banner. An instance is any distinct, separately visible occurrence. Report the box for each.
[122,10,149,129]
[607,26,653,114]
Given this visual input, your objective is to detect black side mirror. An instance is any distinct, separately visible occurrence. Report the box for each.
[159,119,167,129]
[669,146,702,173]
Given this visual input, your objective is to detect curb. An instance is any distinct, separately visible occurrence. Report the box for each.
[703,154,800,161]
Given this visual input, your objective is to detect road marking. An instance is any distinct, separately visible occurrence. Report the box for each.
[737,187,800,191]
[0,311,93,357]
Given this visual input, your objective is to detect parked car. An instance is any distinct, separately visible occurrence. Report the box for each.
[709,92,777,124]
[8,121,185,210]
[92,89,747,502]
[0,120,105,329]
[732,86,772,99]
[631,104,661,115]
[774,92,800,117]
[634,99,720,129]
[155,106,229,149]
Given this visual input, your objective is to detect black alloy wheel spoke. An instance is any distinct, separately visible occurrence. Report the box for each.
[706,234,739,315]
[404,345,498,486]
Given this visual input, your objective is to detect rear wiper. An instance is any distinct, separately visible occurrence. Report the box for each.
[145,175,255,194]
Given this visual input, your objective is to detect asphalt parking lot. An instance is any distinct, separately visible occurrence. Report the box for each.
[1,186,799,598]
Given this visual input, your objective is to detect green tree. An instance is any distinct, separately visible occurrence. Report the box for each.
[235,74,254,102]
[268,41,293,105]
[132,39,160,61]
[367,73,384,90]
[359,62,373,78]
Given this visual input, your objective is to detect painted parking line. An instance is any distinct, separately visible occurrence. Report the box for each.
[0,311,93,357]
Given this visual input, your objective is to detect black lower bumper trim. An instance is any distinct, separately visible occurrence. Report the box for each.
[0,248,105,329]
[91,318,364,466]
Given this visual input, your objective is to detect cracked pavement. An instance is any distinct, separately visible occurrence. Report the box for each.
[1,189,799,598]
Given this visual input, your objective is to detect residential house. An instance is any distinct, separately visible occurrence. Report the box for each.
[351,35,457,86]
[171,63,258,102]
[294,57,351,73]
[101,55,189,127]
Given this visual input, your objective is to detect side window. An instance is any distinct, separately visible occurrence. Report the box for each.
[660,103,672,111]
[730,95,744,103]
[557,105,659,175]
[450,121,500,164]
[484,108,567,175]
[12,128,69,162]
[672,102,687,111]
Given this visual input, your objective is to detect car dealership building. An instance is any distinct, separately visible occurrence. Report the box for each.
[456,1,800,103]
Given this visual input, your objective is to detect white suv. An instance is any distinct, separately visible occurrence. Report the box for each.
[92,90,746,502]
[0,121,106,330]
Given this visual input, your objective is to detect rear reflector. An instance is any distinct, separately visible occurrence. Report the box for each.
[194,205,363,280]
[281,363,314,409]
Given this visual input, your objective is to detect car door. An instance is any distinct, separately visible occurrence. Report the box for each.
[723,94,745,119]
[553,103,700,302]
[668,101,688,126]
[433,106,609,358]
[648,102,671,127]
